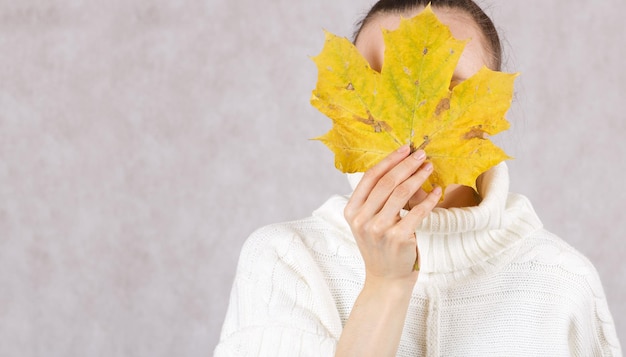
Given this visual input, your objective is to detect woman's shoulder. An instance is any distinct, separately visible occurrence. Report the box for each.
[238,194,357,267]
[511,228,606,293]
[516,228,592,265]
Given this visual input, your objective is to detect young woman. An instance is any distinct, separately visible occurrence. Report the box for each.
[215,0,621,356]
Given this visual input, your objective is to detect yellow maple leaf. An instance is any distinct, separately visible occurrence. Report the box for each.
[310,6,517,193]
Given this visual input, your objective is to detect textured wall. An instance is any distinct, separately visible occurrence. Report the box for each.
[0,0,623,355]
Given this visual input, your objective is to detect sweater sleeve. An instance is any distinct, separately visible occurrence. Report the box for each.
[567,258,622,356]
[214,224,343,357]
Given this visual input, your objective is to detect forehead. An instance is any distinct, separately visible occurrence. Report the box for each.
[355,8,489,79]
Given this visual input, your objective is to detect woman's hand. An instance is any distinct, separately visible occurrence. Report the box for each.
[336,145,441,357]
[345,144,442,287]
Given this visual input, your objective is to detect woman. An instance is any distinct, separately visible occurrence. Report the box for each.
[215,0,621,355]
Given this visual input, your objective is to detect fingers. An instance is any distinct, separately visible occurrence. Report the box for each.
[396,186,442,234]
[348,145,412,211]
[357,149,428,218]
[406,188,429,210]
[376,161,433,220]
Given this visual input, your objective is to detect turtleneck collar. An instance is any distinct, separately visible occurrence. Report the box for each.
[314,163,543,285]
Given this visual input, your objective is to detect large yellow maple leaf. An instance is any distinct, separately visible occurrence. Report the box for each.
[311,6,517,193]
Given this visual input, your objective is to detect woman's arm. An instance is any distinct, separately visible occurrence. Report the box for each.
[336,145,441,357]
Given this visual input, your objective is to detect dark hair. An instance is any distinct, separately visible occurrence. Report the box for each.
[353,0,502,70]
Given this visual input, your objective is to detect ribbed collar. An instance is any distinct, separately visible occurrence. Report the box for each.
[314,163,543,285]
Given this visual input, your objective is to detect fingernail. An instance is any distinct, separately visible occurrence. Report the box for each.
[412,149,426,160]
[433,186,442,195]
[424,162,433,172]
[397,145,410,154]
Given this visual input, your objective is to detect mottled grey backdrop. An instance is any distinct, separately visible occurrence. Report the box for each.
[0,0,623,355]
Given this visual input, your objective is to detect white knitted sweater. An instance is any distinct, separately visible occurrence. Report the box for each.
[215,164,621,356]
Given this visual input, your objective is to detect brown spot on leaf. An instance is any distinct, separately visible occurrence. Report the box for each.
[355,112,392,133]
[463,125,488,140]
[346,82,354,91]
[423,47,428,55]
[434,98,450,116]
[414,80,420,86]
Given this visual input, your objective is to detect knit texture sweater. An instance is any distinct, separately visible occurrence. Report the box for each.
[215,164,621,356]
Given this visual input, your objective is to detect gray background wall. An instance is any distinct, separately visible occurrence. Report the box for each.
[0,0,623,355]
